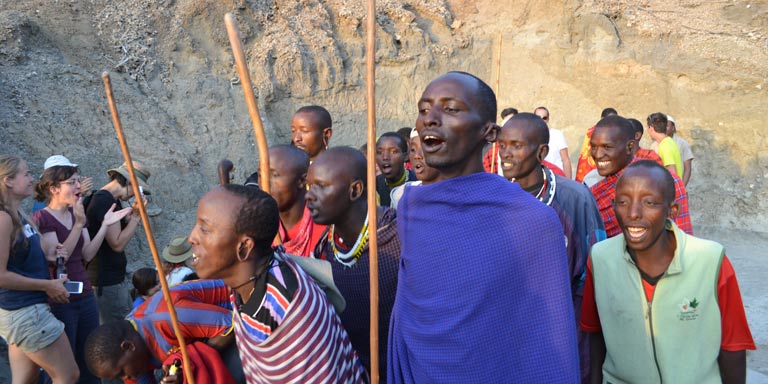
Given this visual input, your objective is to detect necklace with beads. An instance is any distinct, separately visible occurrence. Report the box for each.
[330,213,369,267]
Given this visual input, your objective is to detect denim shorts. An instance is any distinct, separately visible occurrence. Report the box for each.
[0,303,64,353]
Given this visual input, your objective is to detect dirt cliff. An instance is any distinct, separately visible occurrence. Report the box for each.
[1,0,766,259]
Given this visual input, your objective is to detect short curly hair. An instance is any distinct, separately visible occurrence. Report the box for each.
[222,184,279,255]
[84,320,139,374]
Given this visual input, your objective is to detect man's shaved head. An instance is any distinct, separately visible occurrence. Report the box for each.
[314,146,367,188]
[595,115,635,142]
[269,144,310,175]
[504,112,550,146]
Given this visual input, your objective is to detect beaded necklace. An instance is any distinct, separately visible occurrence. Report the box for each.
[330,213,369,267]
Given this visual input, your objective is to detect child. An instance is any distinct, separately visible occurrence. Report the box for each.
[130,267,159,309]
[581,160,755,383]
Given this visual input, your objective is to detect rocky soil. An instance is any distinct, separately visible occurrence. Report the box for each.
[0,0,766,380]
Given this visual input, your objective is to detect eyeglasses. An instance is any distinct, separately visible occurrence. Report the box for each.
[59,178,82,186]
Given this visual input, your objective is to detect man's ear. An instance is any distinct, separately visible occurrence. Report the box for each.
[323,128,333,147]
[349,179,364,202]
[120,340,136,352]
[297,172,307,190]
[537,144,550,163]
[237,236,256,262]
[626,140,636,155]
[667,201,680,219]
[483,122,499,143]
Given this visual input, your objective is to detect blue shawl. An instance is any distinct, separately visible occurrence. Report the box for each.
[388,172,579,383]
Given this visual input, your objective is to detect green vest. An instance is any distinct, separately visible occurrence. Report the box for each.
[591,220,724,384]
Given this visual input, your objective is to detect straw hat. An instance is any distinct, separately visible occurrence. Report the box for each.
[162,236,193,264]
[107,161,151,195]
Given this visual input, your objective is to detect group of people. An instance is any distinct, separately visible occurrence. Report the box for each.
[0,70,756,384]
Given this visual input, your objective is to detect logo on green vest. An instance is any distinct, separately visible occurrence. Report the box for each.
[678,297,700,321]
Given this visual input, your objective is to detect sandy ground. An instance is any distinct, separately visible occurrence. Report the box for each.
[698,227,768,382]
[0,229,766,383]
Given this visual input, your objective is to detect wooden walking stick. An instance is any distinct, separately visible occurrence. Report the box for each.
[101,72,196,384]
[490,32,503,173]
[218,159,234,186]
[365,0,380,382]
[224,13,270,193]
[224,13,282,245]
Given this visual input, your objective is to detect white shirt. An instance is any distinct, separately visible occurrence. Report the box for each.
[544,128,568,170]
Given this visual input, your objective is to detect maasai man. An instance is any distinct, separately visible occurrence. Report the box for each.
[291,105,333,163]
[388,71,579,383]
[590,115,693,237]
[389,128,440,209]
[581,161,755,383]
[375,132,416,207]
[308,147,400,380]
[583,117,664,188]
[267,145,327,257]
[575,107,617,182]
[188,185,366,383]
[84,279,240,384]
[497,112,606,383]
[484,108,565,177]
[647,112,683,177]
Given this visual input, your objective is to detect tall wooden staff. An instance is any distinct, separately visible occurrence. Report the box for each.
[101,72,195,384]
[490,32,503,172]
[224,13,282,245]
[365,0,380,382]
[224,13,270,193]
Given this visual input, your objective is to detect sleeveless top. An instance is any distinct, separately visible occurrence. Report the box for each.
[0,216,49,310]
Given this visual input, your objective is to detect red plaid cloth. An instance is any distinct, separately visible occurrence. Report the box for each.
[483,144,565,177]
[636,148,663,165]
[591,159,693,237]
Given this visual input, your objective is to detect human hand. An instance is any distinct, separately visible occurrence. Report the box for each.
[80,177,94,197]
[103,203,132,226]
[47,279,70,304]
[130,197,147,218]
[73,197,86,226]
[160,360,182,384]
[55,243,68,261]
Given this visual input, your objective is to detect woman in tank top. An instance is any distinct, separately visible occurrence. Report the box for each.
[0,155,80,383]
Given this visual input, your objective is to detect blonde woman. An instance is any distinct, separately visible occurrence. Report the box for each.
[0,155,79,384]
[32,159,130,384]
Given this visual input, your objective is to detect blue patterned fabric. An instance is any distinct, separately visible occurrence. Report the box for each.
[388,172,580,383]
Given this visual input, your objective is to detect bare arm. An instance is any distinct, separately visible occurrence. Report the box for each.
[206,332,235,351]
[589,332,606,384]
[560,148,573,179]
[0,212,69,303]
[718,350,746,384]
[104,214,140,253]
[682,159,692,187]
[82,204,132,262]
[665,164,678,177]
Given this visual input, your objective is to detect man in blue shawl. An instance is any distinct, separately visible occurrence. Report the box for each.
[387,72,580,383]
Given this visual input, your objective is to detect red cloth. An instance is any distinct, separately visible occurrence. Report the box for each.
[483,144,565,177]
[275,204,327,258]
[581,256,756,351]
[162,342,236,384]
[590,159,692,237]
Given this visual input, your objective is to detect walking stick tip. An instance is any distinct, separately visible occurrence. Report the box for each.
[101,71,109,80]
